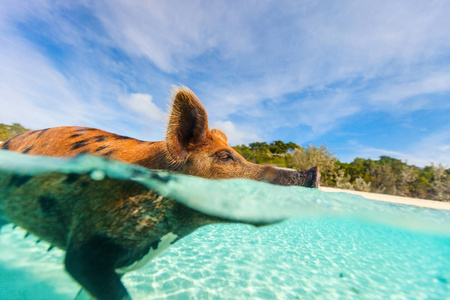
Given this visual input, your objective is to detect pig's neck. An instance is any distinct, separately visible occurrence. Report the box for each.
[136,141,179,171]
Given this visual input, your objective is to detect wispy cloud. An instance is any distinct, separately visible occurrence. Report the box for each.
[409,127,450,166]
[339,128,450,167]
[90,1,256,73]
[211,120,261,146]
[88,1,450,133]
[118,93,165,123]
[0,1,170,140]
[369,71,450,109]
[89,1,450,83]
[0,33,87,127]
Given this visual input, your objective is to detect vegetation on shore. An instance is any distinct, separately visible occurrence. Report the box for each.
[234,141,449,202]
[0,123,28,141]
[0,123,448,201]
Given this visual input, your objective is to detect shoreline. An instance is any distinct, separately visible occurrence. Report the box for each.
[320,186,450,211]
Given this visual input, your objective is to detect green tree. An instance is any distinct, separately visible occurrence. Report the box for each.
[233,144,255,162]
[397,165,418,197]
[368,163,398,194]
[335,169,353,190]
[288,144,338,186]
[268,140,299,154]
[354,177,371,192]
[430,163,449,201]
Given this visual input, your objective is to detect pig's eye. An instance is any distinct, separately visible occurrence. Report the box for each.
[216,151,234,162]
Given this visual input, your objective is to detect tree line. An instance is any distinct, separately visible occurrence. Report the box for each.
[234,141,449,202]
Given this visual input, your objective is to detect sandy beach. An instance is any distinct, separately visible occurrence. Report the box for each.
[320,186,450,211]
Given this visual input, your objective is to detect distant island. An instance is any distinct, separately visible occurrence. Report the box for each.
[0,123,448,202]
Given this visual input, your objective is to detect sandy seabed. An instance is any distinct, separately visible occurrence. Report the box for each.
[320,186,450,211]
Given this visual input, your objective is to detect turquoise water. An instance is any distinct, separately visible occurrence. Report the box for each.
[0,151,449,299]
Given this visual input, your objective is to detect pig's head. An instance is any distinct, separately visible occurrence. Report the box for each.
[165,87,320,188]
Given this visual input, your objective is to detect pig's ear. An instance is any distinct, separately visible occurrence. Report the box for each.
[211,128,229,144]
[166,87,209,161]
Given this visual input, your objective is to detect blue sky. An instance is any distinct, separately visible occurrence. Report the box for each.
[1,1,449,167]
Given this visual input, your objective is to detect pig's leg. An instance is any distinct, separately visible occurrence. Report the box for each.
[0,214,10,229]
[65,235,131,300]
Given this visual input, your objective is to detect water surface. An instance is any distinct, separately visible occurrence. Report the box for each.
[0,151,449,299]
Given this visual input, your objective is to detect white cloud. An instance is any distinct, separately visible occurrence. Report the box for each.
[211,120,261,146]
[369,71,450,107]
[90,1,450,80]
[409,128,450,167]
[0,1,169,141]
[90,1,254,73]
[0,2,102,129]
[0,35,88,128]
[118,93,165,122]
[206,90,360,144]
[288,93,361,136]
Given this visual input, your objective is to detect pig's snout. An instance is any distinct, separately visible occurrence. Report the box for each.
[262,166,320,188]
